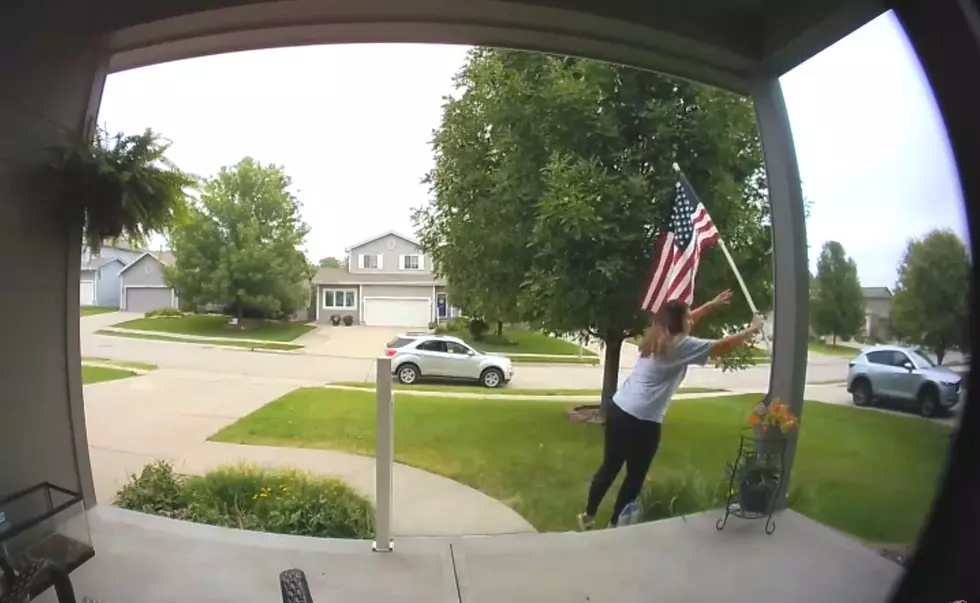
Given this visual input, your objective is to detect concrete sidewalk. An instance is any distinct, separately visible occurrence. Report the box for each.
[84,368,534,537]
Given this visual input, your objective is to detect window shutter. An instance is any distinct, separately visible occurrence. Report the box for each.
[358,254,365,269]
[377,254,384,270]
[398,254,406,270]
[418,254,426,270]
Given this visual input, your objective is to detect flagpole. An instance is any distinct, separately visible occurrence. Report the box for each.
[672,162,772,357]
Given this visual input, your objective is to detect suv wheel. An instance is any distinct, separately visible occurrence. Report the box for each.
[918,386,939,418]
[852,379,873,407]
[480,368,504,389]
[397,364,420,385]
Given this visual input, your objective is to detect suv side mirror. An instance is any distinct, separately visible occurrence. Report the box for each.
[903,361,914,372]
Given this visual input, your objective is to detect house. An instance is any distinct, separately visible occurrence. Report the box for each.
[118,251,179,313]
[862,286,893,342]
[311,231,459,327]
[79,242,144,307]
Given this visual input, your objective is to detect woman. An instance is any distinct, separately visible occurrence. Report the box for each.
[577,290,764,530]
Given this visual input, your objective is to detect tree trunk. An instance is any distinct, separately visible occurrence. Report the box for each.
[936,347,946,365]
[599,333,625,418]
[496,321,504,336]
[832,333,837,345]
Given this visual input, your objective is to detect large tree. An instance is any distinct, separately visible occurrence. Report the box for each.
[810,241,865,344]
[318,256,343,269]
[166,157,311,321]
[890,229,971,364]
[415,49,773,407]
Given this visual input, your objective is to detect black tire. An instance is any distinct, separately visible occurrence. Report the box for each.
[480,368,504,389]
[280,569,314,603]
[851,379,873,407]
[396,363,420,385]
[918,385,940,418]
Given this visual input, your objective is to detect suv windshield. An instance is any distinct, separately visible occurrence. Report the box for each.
[910,349,936,368]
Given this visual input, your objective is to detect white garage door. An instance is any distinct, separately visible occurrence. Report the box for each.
[80,281,95,306]
[125,287,175,313]
[363,298,431,327]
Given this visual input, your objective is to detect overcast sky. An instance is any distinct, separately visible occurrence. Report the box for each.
[98,10,968,290]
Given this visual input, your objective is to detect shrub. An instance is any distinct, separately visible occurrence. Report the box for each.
[144,308,183,319]
[342,315,354,326]
[427,321,438,331]
[115,462,375,539]
[330,315,341,326]
[445,317,468,332]
[468,317,489,340]
[638,470,727,522]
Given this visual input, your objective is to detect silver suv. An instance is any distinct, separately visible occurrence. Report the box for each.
[384,333,515,388]
[846,345,963,417]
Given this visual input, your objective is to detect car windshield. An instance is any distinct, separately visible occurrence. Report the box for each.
[909,349,936,368]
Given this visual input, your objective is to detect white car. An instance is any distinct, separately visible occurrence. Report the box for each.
[384,333,514,388]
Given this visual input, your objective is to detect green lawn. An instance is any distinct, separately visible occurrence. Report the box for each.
[82,366,137,384]
[809,341,861,358]
[112,314,314,342]
[440,327,596,357]
[80,306,117,317]
[82,357,158,371]
[212,389,951,542]
[511,356,600,365]
[331,381,724,396]
[96,330,301,351]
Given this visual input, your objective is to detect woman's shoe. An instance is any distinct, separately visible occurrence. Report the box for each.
[577,513,595,531]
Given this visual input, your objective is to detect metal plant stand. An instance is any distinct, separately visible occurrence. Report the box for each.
[716,429,787,535]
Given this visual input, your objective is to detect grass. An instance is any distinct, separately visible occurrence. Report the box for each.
[212,389,952,542]
[440,327,596,357]
[510,356,600,365]
[112,314,314,342]
[82,365,137,384]
[330,381,725,396]
[809,341,861,358]
[82,357,158,371]
[96,330,302,351]
[80,306,117,317]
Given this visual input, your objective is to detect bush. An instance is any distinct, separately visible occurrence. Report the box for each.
[342,315,354,326]
[144,308,183,319]
[638,470,727,522]
[115,462,375,539]
[468,317,489,340]
[330,315,341,326]
[427,321,438,331]
[445,317,468,332]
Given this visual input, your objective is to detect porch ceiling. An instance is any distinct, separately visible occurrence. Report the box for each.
[12,0,885,93]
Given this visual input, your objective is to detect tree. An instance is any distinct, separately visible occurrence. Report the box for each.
[889,229,971,364]
[166,157,311,321]
[415,49,773,409]
[810,241,865,344]
[318,256,343,268]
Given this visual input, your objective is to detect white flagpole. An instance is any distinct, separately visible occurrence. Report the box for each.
[672,162,771,357]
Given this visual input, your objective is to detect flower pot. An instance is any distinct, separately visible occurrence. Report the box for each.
[752,426,786,456]
[737,482,775,515]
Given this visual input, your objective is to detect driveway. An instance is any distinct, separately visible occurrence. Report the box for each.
[295,325,406,358]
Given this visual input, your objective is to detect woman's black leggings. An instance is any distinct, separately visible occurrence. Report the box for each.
[585,401,662,524]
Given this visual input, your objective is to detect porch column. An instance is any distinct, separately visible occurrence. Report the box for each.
[0,30,107,507]
[751,77,809,508]
[884,0,980,600]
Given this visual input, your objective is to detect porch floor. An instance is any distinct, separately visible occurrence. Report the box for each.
[46,505,902,603]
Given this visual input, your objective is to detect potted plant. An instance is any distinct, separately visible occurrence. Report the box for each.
[330,315,341,326]
[342,315,354,326]
[51,128,194,253]
[736,399,800,514]
[747,399,799,454]
[736,455,782,514]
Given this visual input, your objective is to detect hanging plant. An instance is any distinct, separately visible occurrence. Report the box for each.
[51,127,195,253]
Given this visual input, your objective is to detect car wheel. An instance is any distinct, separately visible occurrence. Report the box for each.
[397,364,419,385]
[851,379,873,407]
[480,368,504,389]
[918,386,940,418]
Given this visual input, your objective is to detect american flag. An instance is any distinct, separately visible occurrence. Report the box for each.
[640,174,720,313]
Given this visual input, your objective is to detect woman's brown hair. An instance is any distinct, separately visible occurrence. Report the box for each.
[638,300,690,358]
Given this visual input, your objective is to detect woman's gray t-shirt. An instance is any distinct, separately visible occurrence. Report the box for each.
[612,336,713,423]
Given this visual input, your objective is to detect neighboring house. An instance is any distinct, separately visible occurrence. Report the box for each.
[862,286,893,342]
[118,251,179,313]
[78,242,144,307]
[311,231,460,327]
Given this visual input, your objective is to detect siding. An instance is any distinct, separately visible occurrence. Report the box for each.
[348,234,432,275]
[316,285,359,325]
[120,254,170,287]
[95,259,123,307]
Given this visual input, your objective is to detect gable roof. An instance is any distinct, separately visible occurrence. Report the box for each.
[862,287,892,299]
[81,257,125,271]
[312,267,444,286]
[118,251,176,274]
[344,231,420,252]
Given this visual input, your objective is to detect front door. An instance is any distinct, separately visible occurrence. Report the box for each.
[436,293,448,320]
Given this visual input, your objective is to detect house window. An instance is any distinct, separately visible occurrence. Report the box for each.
[323,289,356,309]
[403,255,420,270]
[362,255,379,269]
